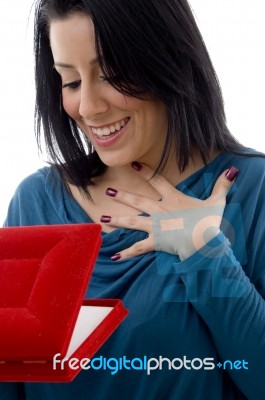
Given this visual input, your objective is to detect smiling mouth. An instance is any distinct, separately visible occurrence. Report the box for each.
[91,117,130,137]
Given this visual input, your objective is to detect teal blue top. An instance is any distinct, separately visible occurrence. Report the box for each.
[1,151,265,400]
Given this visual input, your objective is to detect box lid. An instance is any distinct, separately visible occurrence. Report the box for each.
[0,224,102,361]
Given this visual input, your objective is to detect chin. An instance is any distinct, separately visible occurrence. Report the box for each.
[97,153,133,168]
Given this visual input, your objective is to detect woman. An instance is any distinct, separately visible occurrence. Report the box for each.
[2,0,265,399]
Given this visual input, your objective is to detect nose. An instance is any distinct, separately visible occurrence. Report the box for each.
[79,81,109,121]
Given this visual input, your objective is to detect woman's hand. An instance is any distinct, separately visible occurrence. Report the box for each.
[100,162,239,261]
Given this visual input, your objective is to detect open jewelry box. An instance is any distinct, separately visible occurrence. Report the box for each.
[0,224,128,382]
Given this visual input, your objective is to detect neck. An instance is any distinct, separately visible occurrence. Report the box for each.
[96,147,219,188]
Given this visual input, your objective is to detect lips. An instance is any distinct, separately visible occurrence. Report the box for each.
[89,117,130,148]
[91,117,130,137]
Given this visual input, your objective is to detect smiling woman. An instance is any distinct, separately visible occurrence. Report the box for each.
[1,0,265,222]
[1,1,265,400]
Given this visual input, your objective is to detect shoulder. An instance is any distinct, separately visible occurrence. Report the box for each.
[212,148,265,192]
[4,166,66,226]
[232,148,265,175]
[228,149,265,193]
[13,166,52,192]
[21,164,63,191]
[213,147,265,172]
[9,166,64,206]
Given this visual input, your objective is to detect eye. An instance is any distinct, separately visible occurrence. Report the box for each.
[99,73,117,84]
[99,75,111,82]
[62,80,81,90]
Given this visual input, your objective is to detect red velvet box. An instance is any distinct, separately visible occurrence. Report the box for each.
[0,224,128,382]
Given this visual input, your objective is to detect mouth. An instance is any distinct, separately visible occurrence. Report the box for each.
[90,117,130,138]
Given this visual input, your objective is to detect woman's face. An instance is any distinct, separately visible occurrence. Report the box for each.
[50,13,168,168]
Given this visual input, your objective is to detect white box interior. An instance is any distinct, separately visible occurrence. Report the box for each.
[66,305,113,358]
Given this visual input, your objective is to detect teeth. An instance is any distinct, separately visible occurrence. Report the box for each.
[92,118,129,136]
[103,127,110,135]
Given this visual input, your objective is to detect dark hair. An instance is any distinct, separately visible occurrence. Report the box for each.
[34,0,244,193]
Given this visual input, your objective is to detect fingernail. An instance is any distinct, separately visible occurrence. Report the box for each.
[131,161,142,171]
[100,215,111,223]
[225,166,239,182]
[106,188,118,197]
[111,253,121,261]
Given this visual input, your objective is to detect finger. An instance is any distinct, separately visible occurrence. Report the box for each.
[131,162,183,199]
[106,188,163,214]
[111,236,154,261]
[209,166,239,203]
[101,214,152,233]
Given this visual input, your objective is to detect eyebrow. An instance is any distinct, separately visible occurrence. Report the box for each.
[54,57,99,69]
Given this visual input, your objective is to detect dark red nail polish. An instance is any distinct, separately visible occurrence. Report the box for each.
[111,253,121,261]
[100,215,111,223]
[225,166,239,182]
[131,161,142,171]
[106,188,118,197]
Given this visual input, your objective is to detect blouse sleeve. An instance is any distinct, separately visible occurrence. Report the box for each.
[163,154,265,400]
[171,228,265,400]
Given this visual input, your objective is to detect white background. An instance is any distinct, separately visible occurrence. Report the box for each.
[1,0,265,223]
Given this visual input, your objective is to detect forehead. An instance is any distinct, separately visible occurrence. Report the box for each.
[49,13,96,63]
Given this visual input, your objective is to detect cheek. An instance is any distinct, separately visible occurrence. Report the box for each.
[62,93,80,120]
[106,87,132,109]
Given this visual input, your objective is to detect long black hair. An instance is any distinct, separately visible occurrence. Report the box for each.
[34,0,245,193]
